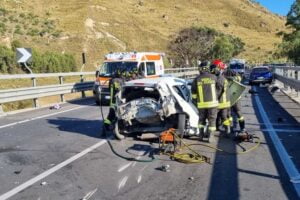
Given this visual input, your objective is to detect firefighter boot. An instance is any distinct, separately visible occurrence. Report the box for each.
[207,128,216,143]
[224,125,231,138]
[199,127,205,141]
[239,120,246,132]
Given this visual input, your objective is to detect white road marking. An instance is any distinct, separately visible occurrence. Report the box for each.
[82,188,98,200]
[0,104,95,129]
[137,175,142,184]
[118,176,128,191]
[0,138,108,200]
[118,163,132,173]
[253,86,300,197]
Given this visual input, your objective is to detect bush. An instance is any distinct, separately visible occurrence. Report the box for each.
[0,44,77,74]
[0,8,8,16]
[27,28,40,36]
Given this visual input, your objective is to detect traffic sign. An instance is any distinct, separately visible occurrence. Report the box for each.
[16,48,32,63]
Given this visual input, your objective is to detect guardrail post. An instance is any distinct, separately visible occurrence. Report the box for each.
[80,75,86,98]
[32,78,39,108]
[59,76,65,102]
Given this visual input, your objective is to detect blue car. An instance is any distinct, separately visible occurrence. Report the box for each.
[249,66,273,85]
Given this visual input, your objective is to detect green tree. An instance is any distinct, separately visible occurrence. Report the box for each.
[275,0,300,64]
[168,27,217,67]
[211,36,235,62]
[286,0,300,30]
[168,26,244,66]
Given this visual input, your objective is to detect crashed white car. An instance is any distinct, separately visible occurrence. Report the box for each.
[113,76,200,139]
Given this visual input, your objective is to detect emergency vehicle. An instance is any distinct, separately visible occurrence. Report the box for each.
[93,52,165,104]
[229,58,246,76]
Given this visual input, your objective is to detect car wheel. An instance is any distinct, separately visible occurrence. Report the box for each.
[177,114,186,138]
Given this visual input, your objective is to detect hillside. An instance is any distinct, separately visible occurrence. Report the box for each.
[0,0,286,70]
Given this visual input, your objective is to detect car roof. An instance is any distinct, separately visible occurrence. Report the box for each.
[125,76,186,87]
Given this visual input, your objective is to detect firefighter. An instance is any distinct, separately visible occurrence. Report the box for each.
[103,69,125,139]
[224,69,246,132]
[191,61,220,143]
[210,60,232,137]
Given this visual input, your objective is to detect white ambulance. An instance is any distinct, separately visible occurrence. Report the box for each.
[93,52,165,104]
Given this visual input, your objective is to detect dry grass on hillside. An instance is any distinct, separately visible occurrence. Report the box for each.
[0,0,286,69]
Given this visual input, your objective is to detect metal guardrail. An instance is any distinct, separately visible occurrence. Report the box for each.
[0,68,198,115]
[272,66,300,91]
[0,82,94,104]
[0,72,95,80]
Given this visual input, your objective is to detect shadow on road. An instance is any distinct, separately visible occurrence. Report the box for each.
[67,97,98,107]
[47,117,104,138]
[251,86,299,199]
[207,135,239,200]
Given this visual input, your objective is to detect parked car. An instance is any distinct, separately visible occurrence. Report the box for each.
[249,66,273,85]
[113,77,200,138]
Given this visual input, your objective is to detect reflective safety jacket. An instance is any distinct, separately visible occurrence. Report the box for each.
[109,77,124,107]
[217,75,230,109]
[191,72,219,109]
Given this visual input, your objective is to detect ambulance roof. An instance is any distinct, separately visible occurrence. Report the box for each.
[104,52,164,62]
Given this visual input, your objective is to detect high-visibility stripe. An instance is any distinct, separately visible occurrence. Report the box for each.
[223,119,231,126]
[208,127,216,131]
[197,83,204,103]
[238,116,244,121]
[192,94,197,99]
[198,124,205,128]
[218,101,231,109]
[211,83,217,102]
[197,101,218,108]
[104,119,112,125]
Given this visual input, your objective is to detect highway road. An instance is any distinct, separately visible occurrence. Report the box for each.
[0,86,299,200]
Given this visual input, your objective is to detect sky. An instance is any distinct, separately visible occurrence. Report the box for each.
[256,0,294,16]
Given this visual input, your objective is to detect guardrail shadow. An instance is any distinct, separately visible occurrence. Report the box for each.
[66,96,97,106]
[47,117,105,139]
[251,86,299,199]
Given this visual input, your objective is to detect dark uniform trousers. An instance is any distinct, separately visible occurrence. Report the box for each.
[104,78,124,129]
[191,72,219,136]
[216,75,231,132]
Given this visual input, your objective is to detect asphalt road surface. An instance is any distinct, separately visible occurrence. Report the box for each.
[0,86,299,200]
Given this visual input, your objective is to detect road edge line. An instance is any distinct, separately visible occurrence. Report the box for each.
[253,86,300,197]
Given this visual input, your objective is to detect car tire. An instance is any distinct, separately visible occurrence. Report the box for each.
[177,114,186,138]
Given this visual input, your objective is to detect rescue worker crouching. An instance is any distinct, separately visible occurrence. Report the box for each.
[224,69,246,133]
[191,61,220,143]
[210,60,232,137]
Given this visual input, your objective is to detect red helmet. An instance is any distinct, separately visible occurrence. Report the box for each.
[212,59,225,70]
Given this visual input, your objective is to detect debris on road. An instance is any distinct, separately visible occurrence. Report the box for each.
[50,104,61,110]
[161,164,170,172]
[188,176,194,181]
[14,170,22,175]
[40,181,47,186]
